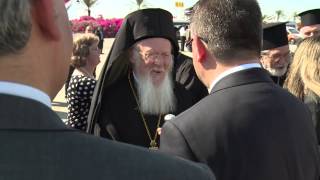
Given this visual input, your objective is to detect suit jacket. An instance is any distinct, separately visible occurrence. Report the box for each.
[0,94,215,180]
[160,68,320,180]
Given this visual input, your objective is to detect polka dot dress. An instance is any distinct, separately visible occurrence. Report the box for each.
[66,75,96,131]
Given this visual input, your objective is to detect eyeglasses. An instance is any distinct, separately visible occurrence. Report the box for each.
[136,50,173,63]
[261,51,291,61]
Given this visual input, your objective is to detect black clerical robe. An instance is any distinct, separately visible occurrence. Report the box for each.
[87,8,195,148]
[97,73,193,148]
[174,53,208,103]
[271,75,286,87]
[304,93,320,144]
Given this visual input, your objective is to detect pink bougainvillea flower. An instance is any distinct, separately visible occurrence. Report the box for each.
[70,16,124,38]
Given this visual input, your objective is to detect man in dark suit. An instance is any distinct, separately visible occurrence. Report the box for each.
[160,0,320,180]
[87,9,207,149]
[0,1,216,180]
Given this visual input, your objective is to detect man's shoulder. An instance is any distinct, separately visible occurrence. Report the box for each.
[168,95,212,127]
[63,132,215,179]
[1,130,214,180]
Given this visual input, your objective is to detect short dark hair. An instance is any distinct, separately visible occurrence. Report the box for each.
[191,0,262,63]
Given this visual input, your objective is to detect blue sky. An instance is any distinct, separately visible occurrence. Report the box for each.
[258,0,319,21]
[67,0,319,21]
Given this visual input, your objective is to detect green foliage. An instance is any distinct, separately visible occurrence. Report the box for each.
[262,15,273,23]
[275,10,284,22]
[82,0,98,7]
[129,0,150,10]
[79,0,98,16]
[136,0,143,8]
[292,11,299,22]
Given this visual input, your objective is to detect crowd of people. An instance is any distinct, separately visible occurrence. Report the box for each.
[0,0,319,179]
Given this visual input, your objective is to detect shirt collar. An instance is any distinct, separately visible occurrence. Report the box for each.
[208,63,261,93]
[0,81,51,108]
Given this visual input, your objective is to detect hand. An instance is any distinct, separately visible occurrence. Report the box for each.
[157,128,162,135]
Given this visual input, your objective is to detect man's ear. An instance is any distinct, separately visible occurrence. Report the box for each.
[192,35,207,63]
[32,0,60,40]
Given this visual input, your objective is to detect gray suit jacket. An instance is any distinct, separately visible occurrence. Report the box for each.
[0,94,215,180]
[160,68,320,180]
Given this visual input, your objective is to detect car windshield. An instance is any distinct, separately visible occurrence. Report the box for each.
[288,28,299,34]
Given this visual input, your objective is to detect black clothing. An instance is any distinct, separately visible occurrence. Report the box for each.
[97,73,193,147]
[66,75,96,131]
[262,22,288,50]
[95,29,104,52]
[160,68,320,180]
[180,36,186,51]
[87,9,192,146]
[299,9,320,26]
[304,92,320,144]
[0,94,215,180]
[174,53,208,103]
[64,65,75,97]
[270,75,286,86]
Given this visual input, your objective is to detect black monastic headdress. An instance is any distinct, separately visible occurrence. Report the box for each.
[262,22,288,50]
[299,9,320,27]
[86,8,178,133]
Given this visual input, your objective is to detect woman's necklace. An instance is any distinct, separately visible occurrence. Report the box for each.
[77,67,94,79]
[128,71,161,150]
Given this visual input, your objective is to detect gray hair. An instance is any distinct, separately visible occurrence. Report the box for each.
[0,1,32,56]
[190,0,262,63]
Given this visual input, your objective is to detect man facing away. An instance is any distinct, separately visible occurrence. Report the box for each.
[87,9,205,149]
[0,1,216,179]
[260,22,291,87]
[160,0,320,180]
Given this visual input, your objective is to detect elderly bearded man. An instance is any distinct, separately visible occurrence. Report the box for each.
[0,1,216,179]
[260,22,291,86]
[87,8,194,149]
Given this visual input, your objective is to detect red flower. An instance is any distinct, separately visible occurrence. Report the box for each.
[70,17,124,37]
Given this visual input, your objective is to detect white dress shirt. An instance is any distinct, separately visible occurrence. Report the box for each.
[208,63,261,93]
[0,81,51,107]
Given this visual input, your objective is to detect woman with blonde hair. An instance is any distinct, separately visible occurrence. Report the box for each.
[284,35,320,143]
[65,33,100,131]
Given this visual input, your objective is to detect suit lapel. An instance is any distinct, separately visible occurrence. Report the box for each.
[210,68,273,94]
[0,94,75,131]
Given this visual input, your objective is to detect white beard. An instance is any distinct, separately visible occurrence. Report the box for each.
[264,66,287,77]
[136,72,176,115]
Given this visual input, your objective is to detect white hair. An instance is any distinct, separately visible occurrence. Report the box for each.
[136,70,176,114]
[131,47,176,115]
[262,65,288,77]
